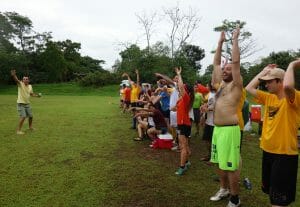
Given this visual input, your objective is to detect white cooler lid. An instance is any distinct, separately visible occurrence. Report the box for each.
[158,133,173,140]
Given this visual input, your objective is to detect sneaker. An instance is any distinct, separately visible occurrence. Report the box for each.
[175,167,186,176]
[227,200,241,207]
[185,161,191,169]
[133,137,142,141]
[210,188,230,201]
[17,131,25,135]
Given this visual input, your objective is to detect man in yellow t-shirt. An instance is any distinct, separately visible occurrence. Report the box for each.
[246,61,300,207]
[11,70,41,135]
[122,69,141,129]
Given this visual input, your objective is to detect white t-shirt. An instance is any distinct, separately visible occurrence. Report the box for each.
[169,84,179,127]
[169,85,179,109]
[205,92,216,126]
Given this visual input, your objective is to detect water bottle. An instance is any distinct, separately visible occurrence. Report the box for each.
[243,177,252,190]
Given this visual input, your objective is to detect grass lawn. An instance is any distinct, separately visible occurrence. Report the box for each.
[0,84,299,207]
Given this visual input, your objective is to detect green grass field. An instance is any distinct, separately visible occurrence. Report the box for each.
[0,83,299,207]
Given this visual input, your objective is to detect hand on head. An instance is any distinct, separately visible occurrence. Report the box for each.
[262,64,277,75]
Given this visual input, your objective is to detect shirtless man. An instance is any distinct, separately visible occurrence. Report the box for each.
[209,28,243,207]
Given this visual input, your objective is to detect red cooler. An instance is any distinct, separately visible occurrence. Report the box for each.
[251,105,262,123]
[157,134,173,149]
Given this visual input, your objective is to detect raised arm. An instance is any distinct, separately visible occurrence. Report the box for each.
[154,73,175,86]
[283,59,300,102]
[122,72,134,85]
[175,67,185,97]
[231,27,242,86]
[212,31,225,86]
[135,69,140,86]
[10,70,20,85]
[245,64,276,97]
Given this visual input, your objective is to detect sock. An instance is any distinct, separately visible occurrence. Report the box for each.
[230,195,239,205]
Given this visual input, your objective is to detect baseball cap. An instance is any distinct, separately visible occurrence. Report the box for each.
[259,68,285,81]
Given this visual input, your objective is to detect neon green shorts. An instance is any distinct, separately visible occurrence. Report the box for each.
[210,125,241,171]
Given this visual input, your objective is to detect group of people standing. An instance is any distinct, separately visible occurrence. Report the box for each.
[120,27,300,207]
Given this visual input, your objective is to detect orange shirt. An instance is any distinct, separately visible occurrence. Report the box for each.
[177,92,191,126]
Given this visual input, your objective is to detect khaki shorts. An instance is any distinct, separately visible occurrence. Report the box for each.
[17,103,33,118]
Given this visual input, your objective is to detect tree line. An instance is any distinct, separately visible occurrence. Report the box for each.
[1,11,299,89]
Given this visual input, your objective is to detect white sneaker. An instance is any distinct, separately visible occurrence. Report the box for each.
[17,131,25,135]
[210,188,230,201]
[227,200,241,207]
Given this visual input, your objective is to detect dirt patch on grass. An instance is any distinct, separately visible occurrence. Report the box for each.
[80,151,96,160]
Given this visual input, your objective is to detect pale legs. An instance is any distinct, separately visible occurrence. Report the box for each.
[175,135,191,175]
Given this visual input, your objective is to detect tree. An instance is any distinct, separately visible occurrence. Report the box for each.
[179,44,205,72]
[37,41,67,82]
[247,50,300,88]
[163,5,201,60]
[4,12,35,53]
[214,19,260,60]
[0,12,17,52]
[136,11,158,54]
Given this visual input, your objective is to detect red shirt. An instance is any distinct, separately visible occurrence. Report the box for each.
[124,87,131,101]
[176,92,191,126]
[197,84,209,94]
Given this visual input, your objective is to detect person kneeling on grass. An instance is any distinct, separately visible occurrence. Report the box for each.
[133,102,168,142]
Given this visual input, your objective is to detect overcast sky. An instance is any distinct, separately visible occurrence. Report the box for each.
[2,0,300,72]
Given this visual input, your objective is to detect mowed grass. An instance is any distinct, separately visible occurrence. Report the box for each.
[0,84,300,207]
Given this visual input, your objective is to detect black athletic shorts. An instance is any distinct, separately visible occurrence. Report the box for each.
[161,109,170,119]
[193,108,200,124]
[124,101,130,107]
[202,124,214,142]
[177,125,191,138]
[130,102,138,107]
[262,150,298,206]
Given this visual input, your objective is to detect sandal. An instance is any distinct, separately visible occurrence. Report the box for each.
[200,156,210,161]
[134,137,142,141]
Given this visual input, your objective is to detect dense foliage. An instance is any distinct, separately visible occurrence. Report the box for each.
[0,12,107,85]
